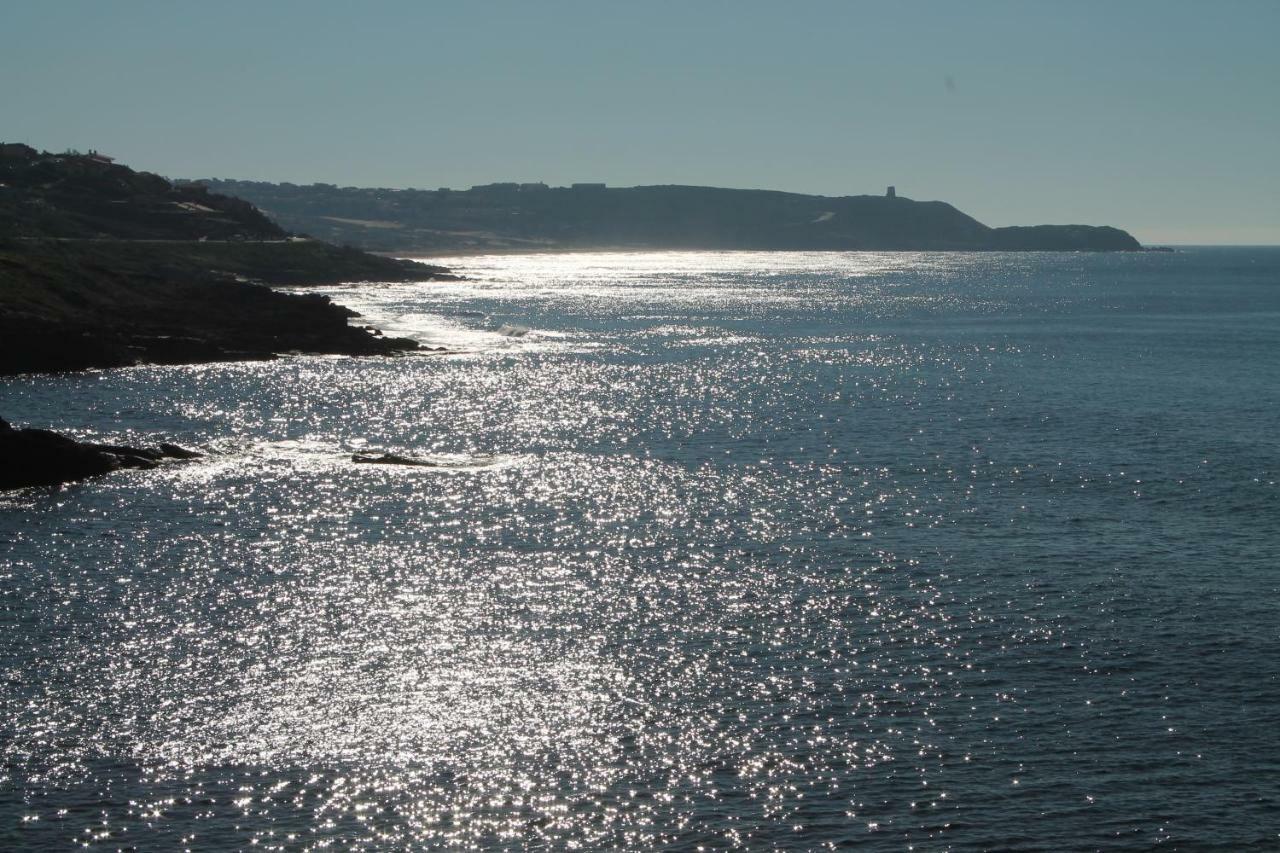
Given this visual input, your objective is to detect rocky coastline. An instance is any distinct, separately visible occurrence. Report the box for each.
[0,249,434,375]
[0,243,442,375]
[1,144,458,375]
[0,145,464,487]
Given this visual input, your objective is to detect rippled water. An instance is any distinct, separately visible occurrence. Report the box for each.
[2,250,1279,849]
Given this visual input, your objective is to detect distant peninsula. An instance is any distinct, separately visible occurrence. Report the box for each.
[0,144,453,375]
[196,179,1143,254]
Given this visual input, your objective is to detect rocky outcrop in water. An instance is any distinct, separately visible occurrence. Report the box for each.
[352,451,440,467]
[0,416,202,489]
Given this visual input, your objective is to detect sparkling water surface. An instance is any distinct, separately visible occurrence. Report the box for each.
[2,250,1278,850]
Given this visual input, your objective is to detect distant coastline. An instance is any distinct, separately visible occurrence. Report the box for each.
[389,244,1171,260]
[200,179,1143,255]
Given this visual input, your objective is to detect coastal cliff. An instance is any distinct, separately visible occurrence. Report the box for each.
[0,144,454,375]
[199,179,1143,254]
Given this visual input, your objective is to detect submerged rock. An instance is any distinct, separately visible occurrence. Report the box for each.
[0,417,202,489]
[351,452,440,467]
[158,442,203,460]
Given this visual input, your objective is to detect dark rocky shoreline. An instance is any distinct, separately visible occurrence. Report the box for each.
[1,145,459,375]
[0,273,423,375]
[0,145,464,487]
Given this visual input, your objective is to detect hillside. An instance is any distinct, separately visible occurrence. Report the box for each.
[0,144,454,375]
[1,144,285,241]
[198,179,1143,254]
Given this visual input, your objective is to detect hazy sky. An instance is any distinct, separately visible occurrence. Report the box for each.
[3,0,1277,244]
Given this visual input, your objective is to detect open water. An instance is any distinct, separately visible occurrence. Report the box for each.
[1,249,1278,850]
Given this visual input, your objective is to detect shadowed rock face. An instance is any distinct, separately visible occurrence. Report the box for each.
[0,263,425,375]
[0,416,202,490]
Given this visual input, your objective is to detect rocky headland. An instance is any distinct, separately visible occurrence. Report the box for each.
[0,143,456,375]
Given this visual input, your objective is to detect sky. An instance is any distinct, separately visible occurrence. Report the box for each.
[2,0,1277,244]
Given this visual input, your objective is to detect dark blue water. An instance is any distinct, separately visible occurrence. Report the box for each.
[2,249,1278,849]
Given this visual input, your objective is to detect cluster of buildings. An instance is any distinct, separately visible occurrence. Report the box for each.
[0,143,115,166]
[460,181,607,194]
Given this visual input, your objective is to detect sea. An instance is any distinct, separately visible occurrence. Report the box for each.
[1,249,1278,850]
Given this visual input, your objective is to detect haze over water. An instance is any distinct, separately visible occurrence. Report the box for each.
[2,249,1278,849]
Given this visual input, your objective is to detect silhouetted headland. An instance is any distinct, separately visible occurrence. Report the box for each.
[199,179,1143,254]
[0,143,456,375]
